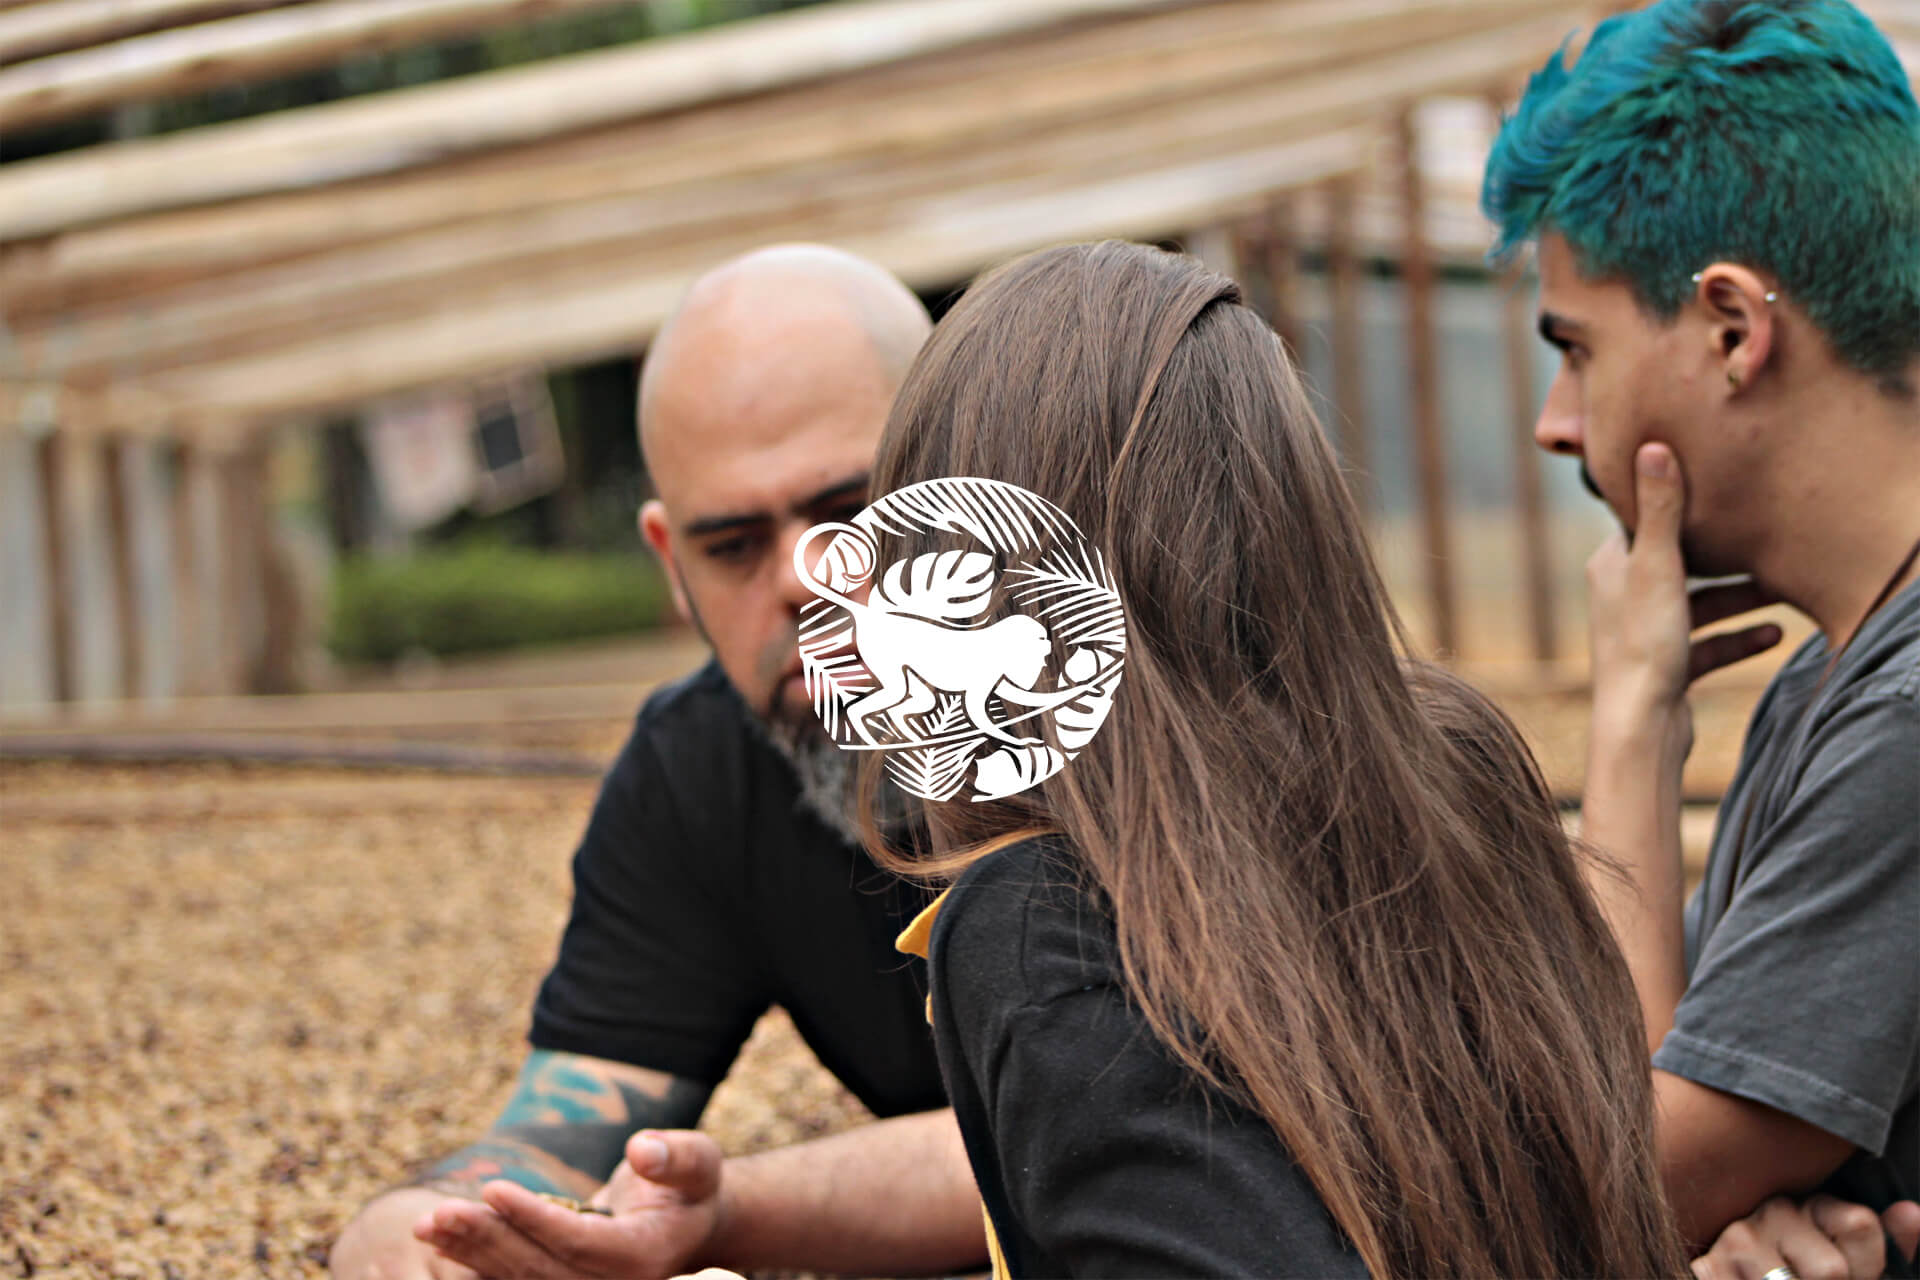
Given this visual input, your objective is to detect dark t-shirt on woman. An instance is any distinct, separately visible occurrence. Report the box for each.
[917,837,1368,1279]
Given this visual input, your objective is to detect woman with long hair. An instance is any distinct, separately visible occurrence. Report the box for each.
[862,241,1686,1278]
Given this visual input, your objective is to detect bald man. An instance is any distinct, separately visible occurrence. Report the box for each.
[330,246,987,1279]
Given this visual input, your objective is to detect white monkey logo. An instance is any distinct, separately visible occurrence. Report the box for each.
[794,478,1127,803]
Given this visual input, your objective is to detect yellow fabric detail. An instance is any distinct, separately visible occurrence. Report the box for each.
[895,889,948,961]
[983,1204,1011,1280]
[896,891,1008,1278]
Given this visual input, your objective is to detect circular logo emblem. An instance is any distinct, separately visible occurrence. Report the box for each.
[794,478,1127,802]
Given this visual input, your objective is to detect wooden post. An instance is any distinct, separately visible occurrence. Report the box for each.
[34,434,75,704]
[1227,217,1273,324]
[1257,193,1305,361]
[1484,88,1557,667]
[253,438,300,694]
[170,441,217,696]
[1500,261,1558,665]
[101,438,144,699]
[1395,106,1458,657]
[53,431,114,702]
[1324,173,1373,518]
[218,445,268,695]
[1184,224,1240,280]
[117,437,174,698]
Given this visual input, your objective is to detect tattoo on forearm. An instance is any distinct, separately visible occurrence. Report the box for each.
[420,1138,583,1200]
[415,1052,712,1195]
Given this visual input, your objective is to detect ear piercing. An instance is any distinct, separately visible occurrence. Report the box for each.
[1692,271,1778,302]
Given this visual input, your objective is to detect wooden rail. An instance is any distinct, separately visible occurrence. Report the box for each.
[0,0,304,66]
[0,0,1192,238]
[0,0,631,131]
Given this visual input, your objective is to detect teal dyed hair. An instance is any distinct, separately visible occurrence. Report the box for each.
[1483,0,1920,381]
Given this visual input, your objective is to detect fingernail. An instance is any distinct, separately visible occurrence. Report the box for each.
[1639,447,1672,478]
[635,1136,669,1172]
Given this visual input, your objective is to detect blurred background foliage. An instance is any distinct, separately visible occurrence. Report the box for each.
[328,541,672,664]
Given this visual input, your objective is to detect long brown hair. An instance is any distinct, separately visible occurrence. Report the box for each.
[865,241,1685,1279]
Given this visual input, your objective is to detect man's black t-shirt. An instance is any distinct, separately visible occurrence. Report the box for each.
[529,659,945,1119]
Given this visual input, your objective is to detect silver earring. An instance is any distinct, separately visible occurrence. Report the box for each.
[1693,271,1778,303]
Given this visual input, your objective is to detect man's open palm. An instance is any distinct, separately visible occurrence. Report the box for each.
[417,1131,724,1279]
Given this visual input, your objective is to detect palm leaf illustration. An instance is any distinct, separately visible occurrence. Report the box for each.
[907,691,971,742]
[798,598,852,650]
[875,549,996,621]
[1055,648,1123,753]
[1004,545,1127,648]
[865,478,1073,552]
[886,732,984,802]
[803,655,871,740]
[972,742,1065,802]
[798,599,873,740]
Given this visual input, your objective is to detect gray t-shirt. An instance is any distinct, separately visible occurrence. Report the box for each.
[1654,578,1919,1235]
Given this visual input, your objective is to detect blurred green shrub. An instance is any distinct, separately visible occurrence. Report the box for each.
[329,544,672,663]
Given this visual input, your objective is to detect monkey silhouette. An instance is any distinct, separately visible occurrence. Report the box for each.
[796,524,1084,748]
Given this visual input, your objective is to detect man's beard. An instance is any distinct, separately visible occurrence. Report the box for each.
[758,711,862,844]
[674,563,913,847]
[755,709,915,849]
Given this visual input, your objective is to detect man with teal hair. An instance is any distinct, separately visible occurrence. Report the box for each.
[1484,0,1920,1270]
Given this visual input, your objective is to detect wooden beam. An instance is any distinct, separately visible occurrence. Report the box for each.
[1866,0,1920,38]
[0,0,302,66]
[1323,173,1375,518]
[0,0,1558,304]
[0,680,677,736]
[7,7,1574,378]
[1395,105,1458,657]
[1292,170,1506,272]
[0,0,1194,238]
[32,129,1371,444]
[0,0,636,133]
[0,381,207,443]
[6,127,1371,442]
[0,736,604,781]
